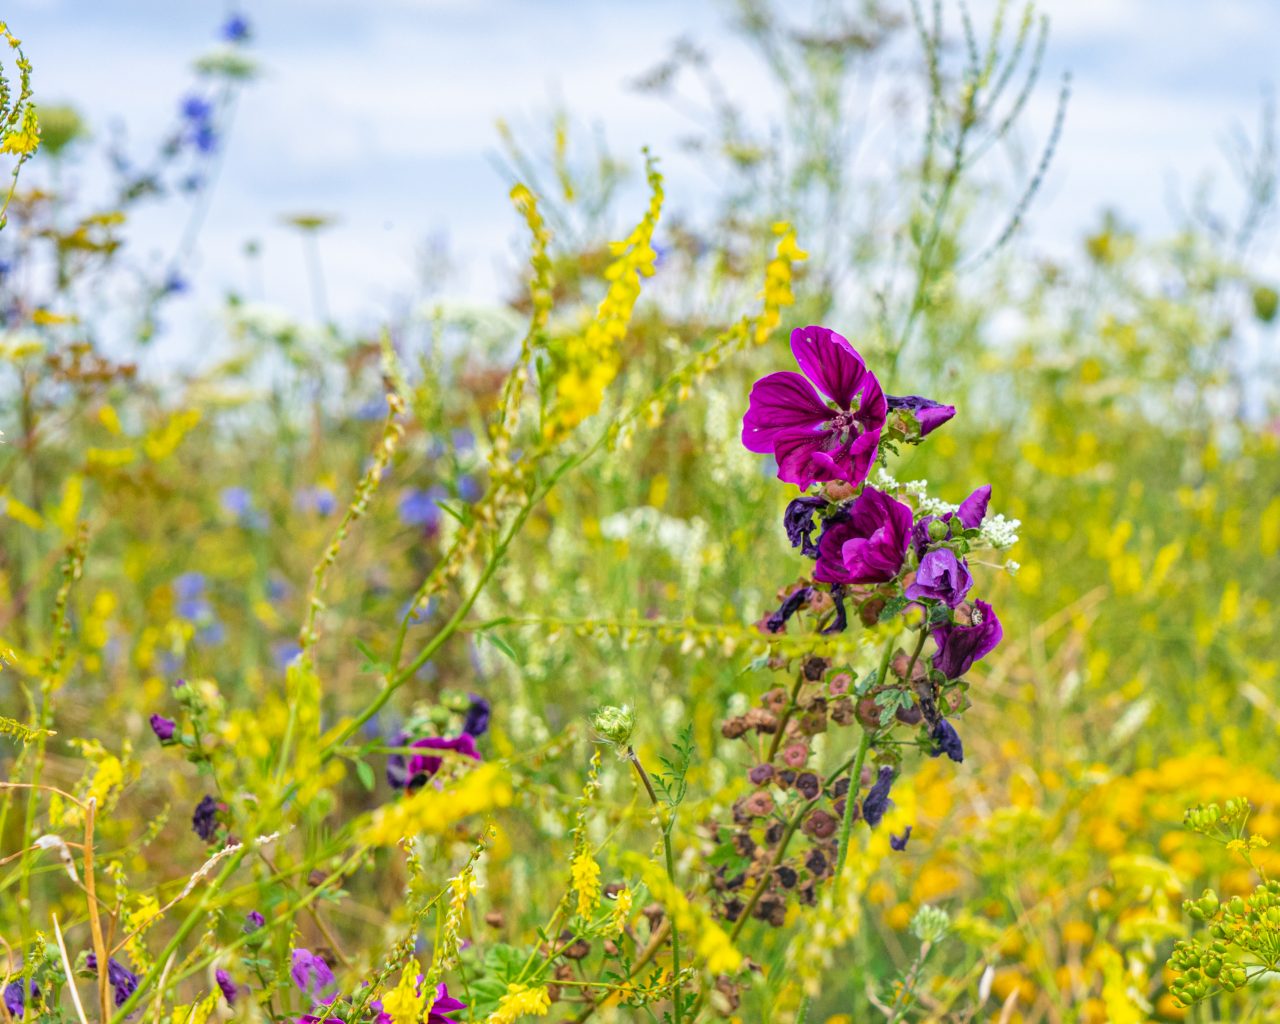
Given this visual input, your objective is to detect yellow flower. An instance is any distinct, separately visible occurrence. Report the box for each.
[381,961,426,1024]
[364,763,513,845]
[485,983,551,1023]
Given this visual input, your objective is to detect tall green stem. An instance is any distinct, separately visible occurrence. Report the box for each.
[628,747,682,1024]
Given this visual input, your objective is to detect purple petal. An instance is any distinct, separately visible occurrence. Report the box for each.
[956,485,991,530]
[741,372,830,454]
[789,325,868,408]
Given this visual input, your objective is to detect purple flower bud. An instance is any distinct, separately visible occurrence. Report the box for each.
[929,719,964,762]
[216,969,238,1005]
[85,955,139,1007]
[886,394,956,437]
[890,825,913,851]
[245,910,266,930]
[861,766,896,828]
[461,695,491,738]
[289,949,335,1000]
[192,794,222,843]
[149,713,177,743]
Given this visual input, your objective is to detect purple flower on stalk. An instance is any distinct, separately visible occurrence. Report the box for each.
[783,495,826,557]
[861,766,896,828]
[192,794,222,842]
[742,326,887,489]
[890,826,913,851]
[85,955,139,1007]
[886,394,956,438]
[905,549,973,608]
[216,969,239,1005]
[914,485,991,556]
[4,980,37,1018]
[428,984,467,1024]
[930,719,964,762]
[814,487,913,585]
[245,910,266,930]
[405,734,481,789]
[149,713,177,743]
[461,695,491,738]
[289,949,335,1001]
[931,599,1003,680]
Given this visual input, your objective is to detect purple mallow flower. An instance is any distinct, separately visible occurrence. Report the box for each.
[905,549,973,608]
[886,394,955,438]
[931,599,1003,680]
[290,949,335,1001]
[428,984,466,1024]
[930,718,964,762]
[461,695,491,738]
[890,826,913,851]
[783,495,826,557]
[814,486,913,586]
[742,325,887,489]
[192,794,222,842]
[149,713,177,743]
[85,955,139,1008]
[387,733,482,791]
[862,766,896,827]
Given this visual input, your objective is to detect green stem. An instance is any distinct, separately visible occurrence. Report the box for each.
[628,747,682,1024]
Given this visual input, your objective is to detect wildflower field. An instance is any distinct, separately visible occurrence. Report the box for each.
[2,3,1279,1023]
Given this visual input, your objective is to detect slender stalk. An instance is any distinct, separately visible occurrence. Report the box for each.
[83,799,112,1024]
[627,747,682,1024]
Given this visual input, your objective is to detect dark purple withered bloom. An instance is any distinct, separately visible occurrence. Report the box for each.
[861,766,896,827]
[905,549,974,608]
[931,599,1003,679]
[783,495,826,557]
[461,695,491,738]
[216,969,238,1005]
[814,487,913,585]
[85,955,139,1008]
[820,584,848,636]
[886,395,956,438]
[742,326,887,489]
[149,713,177,743]
[192,795,221,842]
[763,585,812,634]
[290,949,335,1001]
[4,980,37,1018]
[890,826,913,851]
[914,485,991,556]
[930,719,964,762]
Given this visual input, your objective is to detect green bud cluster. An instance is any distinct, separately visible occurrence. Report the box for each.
[1168,880,1280,1006]
[1184,797,1252,842]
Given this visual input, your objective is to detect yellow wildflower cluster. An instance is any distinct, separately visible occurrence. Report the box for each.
[569,751,602,918]
[623,853,742,975]
[754,222,808,345]
[544,155,664,439]
[381,959,427,1024]
[364,763,513,846]
[485,983,551,1022]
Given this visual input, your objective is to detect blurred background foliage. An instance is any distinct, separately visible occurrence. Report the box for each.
[2,1,1279,1021]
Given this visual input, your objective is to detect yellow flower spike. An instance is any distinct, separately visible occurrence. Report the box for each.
[485,983,551,1022]
[382,960,427,1024]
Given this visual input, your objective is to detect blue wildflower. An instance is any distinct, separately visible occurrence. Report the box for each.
[929,718,964,762]
[221,14,251,42]
[861,766,895,828]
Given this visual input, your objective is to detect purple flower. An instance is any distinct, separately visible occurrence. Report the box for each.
[461,695,491,738]
[289,949,335,1001]
[4,980,37,1018]
[861,766,896,827]
[192,794,222,842]
[221,14,251,42]
[890,826,913,851]
[85,955,139,1008]
[763,585,812,634]
[398,487,445,530]
[886,394,956,438]
[930,719,964,762]
[427,983,466,1024]
[245,910,266,930]
[931,600,1003,680]
[914,485,991,556]
[405,734,481,788]
[216,969,238,1005]
[783,496,826,557]
[180,95,213,123]
[905,549,973,608]
[742,326,887,489]
[149,713,177,743]
[814,487,913,585]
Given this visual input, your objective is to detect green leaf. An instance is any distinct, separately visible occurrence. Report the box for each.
[353,758,376,792]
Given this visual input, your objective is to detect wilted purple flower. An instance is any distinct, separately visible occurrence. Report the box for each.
[461,695,491,738]
[931,600,1003,680]
[85,955,139,1008]
[289,949,335,1001]
[149,713,177,743]
[192,794,221,842]
[862,766,896,827]
[216,969,238,1005]
[742,326,887,489]
[905,549,973,608]
[890,826,913,851]
[914,485,991,555]
[428,984,466,1024]
[930,718,964,762]
[821,584,849,636]
[245,910,266,930]
[886,394,956,438]
[763,585,812,634]
[814,487,913,586]
[221,14,251,42]
[783,495,826,557]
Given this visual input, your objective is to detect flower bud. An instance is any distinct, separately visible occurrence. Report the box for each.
[591,705,635,747]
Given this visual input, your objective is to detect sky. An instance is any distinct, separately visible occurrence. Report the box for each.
[6,0,1280,361]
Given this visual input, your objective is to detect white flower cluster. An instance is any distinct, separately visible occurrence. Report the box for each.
[877,472,1022,550]
[980,513,1022,550]
[599,506,707,555]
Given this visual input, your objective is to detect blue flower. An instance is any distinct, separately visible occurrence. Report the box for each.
[180,95,213,123]
[462,694,491,737]
[398,487,446,529]
[85,956,139,1008]
[221,14,251,43]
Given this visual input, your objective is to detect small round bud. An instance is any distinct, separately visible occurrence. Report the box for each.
[592,705,635,747]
